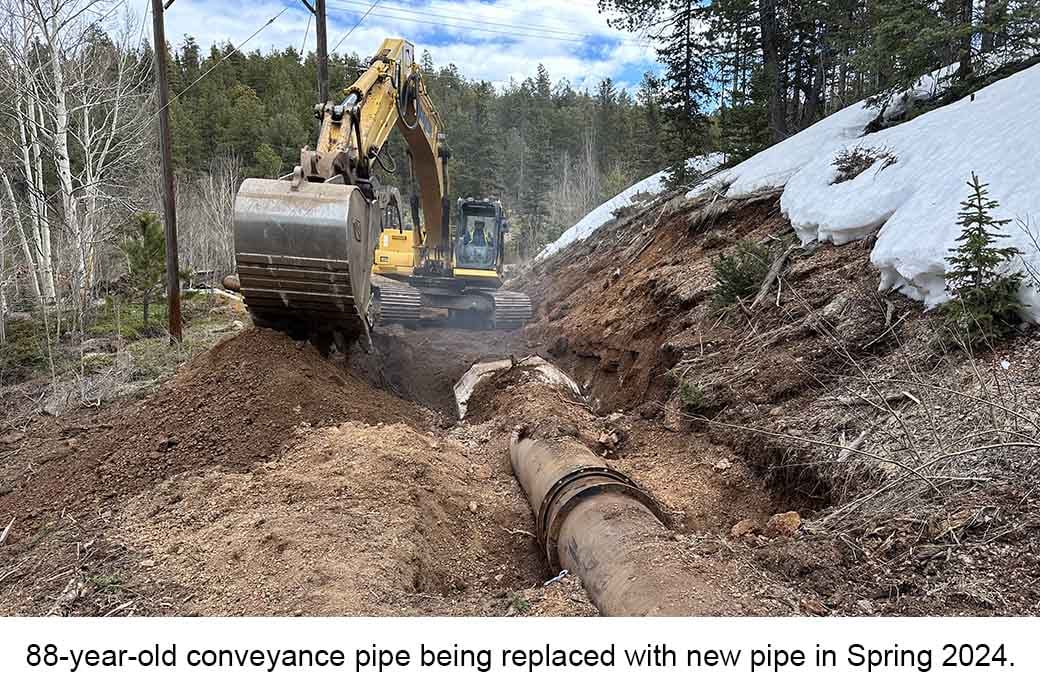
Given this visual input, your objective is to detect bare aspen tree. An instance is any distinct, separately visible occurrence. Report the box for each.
[2,0,149,308]
[0,192,8,343]
[195,155,241,280]
[0,1,53,302]
[64,9,151,294]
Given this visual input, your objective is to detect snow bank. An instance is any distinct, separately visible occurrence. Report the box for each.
[536,154,725,261]
[692,64,1040,320]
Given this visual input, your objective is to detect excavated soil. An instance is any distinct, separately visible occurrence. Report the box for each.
[0,327,596,616]
[4,186,1038,616]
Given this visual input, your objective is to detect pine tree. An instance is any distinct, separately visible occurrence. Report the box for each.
[121,213,167,327]
[513,65,556,255]
[635,73,667,177]
[942,173,1024,344]
[600,0,712,187]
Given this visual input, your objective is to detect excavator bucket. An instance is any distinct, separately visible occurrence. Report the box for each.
[233,178,379,339]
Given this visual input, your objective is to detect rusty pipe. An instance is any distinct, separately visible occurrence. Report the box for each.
[510,431,717,616]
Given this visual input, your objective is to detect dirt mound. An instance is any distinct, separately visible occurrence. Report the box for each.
[1,329,429,521]
[118,420,582,615]
[0,328,441,614]
[0,326,600,616]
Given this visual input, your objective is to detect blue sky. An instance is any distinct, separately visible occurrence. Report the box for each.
[133,0,660,91]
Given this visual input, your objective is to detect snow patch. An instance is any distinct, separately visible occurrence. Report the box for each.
[536,154,725,261]
[690,63,1040,320]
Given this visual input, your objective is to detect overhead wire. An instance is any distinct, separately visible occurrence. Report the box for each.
[325,0,650,48]
[300,9,312,56]
[330,0,383,53]
[328,0,611,40]
[148,4,291,122]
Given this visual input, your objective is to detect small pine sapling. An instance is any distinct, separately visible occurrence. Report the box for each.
[942,173,1024,345]
[121,212,167,327]
[711,239,772,310]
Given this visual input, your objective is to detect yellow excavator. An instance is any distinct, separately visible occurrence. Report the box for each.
[231,38,531,344]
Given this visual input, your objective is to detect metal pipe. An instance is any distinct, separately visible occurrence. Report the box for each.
[510,432,718,616]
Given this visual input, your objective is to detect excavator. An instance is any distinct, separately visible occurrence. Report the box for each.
[230,38,531,345]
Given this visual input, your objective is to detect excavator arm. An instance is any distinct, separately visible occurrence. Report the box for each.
[301,38,450,260]
[231,38,449,341]
[230,37,530,338]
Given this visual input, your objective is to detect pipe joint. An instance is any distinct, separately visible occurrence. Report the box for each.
[536,465,667,572]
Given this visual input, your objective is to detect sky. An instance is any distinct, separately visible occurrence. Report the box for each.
[129,0,661,92]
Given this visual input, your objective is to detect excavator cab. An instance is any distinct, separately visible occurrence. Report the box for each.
[453,198,505,280]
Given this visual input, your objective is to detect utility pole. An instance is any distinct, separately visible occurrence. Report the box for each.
[150,0,182,342]
[311,0,330,104]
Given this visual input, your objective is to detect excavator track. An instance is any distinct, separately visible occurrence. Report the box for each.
[373,277,422,325]
[491,290,533,329]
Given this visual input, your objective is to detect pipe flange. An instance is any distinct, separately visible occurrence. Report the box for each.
[535,466,629,542]
[535,466,669,573]
[543,481,669,574]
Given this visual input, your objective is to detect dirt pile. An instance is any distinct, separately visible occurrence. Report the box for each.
[118,420,585,615]
[0,326,596,616]
[0,328,437,615]
[1,328,428,521]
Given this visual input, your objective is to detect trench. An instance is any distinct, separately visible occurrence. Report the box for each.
[357,323,801,615]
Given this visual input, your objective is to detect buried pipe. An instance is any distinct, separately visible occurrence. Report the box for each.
[510,431,713,616]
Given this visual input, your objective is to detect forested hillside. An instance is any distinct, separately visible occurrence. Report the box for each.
[1,0,1039,350]
[600,0,1040,177]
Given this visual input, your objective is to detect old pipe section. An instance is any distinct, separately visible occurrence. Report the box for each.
[510,431,713,616]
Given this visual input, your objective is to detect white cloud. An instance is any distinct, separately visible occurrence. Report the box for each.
[132,0,658,91]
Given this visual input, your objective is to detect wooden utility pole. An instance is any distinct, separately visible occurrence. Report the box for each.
[151,0,183,342]
[311,0,330,104]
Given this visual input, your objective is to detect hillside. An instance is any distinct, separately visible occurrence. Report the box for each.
[542,63,1040,320]
[510,63,1040,614]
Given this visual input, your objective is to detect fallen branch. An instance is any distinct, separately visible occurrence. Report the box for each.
[751,244,796,309]
[0,517,12,545]
[861,310,910,349]
[837,431,870,463]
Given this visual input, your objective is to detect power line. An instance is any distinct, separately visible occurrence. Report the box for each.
[328,0,610,40]
[300,9,312,56]
[330,0,383,53]
[326,1,648,47]
[148,5,291,122]
[326,0,649,46]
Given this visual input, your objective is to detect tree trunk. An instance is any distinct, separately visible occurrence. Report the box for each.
[759,0,787,142]
[0,197,7,344]
[800,48,828,131]
[42,12,85,302]
[28,82,56,301]
[0,170,42,302]
[957,0,976,81]
[980,0,1007,52]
